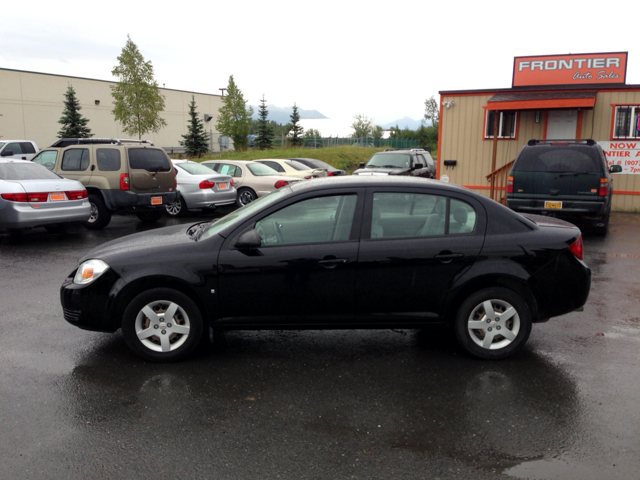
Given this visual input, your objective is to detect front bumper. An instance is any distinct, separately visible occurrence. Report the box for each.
[0,199,91,229]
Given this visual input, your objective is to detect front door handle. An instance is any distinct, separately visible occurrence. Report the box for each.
[318,258,348,269]
[434,252,464,263]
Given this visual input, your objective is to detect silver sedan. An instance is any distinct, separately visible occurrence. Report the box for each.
[0,159,90,233]
[166,159,236,216]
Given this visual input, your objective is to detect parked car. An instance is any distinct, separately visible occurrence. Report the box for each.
[165,159,236,216]
[31,138,178,229]
[60,176,590,362]
[288,158,346,176]
[0,140,39,161]
[254,159,327,179]
[506,139,622,235]
[0,159,90,233]
[352,149,436,178]
[201,160,300,206]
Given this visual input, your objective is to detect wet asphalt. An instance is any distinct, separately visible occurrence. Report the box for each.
[0,210,638,479]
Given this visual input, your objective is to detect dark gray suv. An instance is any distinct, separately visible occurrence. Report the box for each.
[352,149,436,178]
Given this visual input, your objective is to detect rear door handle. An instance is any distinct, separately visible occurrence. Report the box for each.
[434,253,464,263]
[318,258,348,269]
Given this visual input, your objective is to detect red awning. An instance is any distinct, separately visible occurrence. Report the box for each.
[486,91,597,110]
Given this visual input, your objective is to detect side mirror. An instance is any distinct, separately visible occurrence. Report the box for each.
[610,165,623,173]
[235,229,262,249]
[413,163,424,170]
[1,150,14,157]
[359,162,365,168]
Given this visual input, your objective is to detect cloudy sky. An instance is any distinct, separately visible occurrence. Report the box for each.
[2,0,639,125]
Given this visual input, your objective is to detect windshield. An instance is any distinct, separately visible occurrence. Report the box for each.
[0,142,5,149]
[198,187,290,240]
[285,160,310,171]
[0,162,62,180]
[367,153,410,169]
[247,163,280,176]
[176,162,220,175]
[514,146,603,173]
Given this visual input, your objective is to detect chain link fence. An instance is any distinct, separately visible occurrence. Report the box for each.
[269,136,422,150]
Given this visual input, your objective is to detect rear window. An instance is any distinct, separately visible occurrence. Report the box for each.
[367,153,411,169]
[0,162,61,180]
[285,160,310,171]
[247,163,279,176]
[128,148,171,172]
[514,146,603,173]
[176,162,217,175]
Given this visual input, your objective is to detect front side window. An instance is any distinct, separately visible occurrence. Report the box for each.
[216,164,241,177]
[371,193,476,238]
[613,106,640,139]
[61,149,90,171]
[32,150,58,170]
[485,111,517,139]
[4,143,23,155]
[255,194,357,245]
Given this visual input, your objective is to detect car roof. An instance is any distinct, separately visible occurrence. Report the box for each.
[285,175,470,194]
[0,158,32,164]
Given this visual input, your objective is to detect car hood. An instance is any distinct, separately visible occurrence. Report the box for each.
[352,167,411,176]
[79,223,199,263]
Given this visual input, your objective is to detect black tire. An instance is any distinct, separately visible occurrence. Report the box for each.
[236,188,256,207]
[83,193,112,230]
[121,288,204,362]
[454,287,532,360]
[165,196,187,217]
[44,224,69,234]
[136,209,165,223]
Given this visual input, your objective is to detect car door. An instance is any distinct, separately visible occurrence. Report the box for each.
[216,188,364,326]
[57,147,93,185]
[355,188,486,324]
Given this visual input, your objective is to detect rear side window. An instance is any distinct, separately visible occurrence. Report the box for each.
[20,142,36,154]
[128,149,171,172]
[96,149,121,171]
[514,146,603,173]
[61,149,90,171]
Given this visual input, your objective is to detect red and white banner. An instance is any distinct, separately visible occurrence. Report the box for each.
[597,141,640,174]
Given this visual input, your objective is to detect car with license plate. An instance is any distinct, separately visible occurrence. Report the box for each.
[31,138,179,229]
[0,159,90,233]
[201,160,301,206]
[164,160,236,216]
[506,139,622,235]
[60,176,591,362]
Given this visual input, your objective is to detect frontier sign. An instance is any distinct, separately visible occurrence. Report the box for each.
[513,53,628,87]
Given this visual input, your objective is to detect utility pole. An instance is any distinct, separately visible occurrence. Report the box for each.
[219,88,226,97]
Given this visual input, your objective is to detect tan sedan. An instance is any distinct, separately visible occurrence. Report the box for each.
[253,159,328,180]
[201,160,301,206]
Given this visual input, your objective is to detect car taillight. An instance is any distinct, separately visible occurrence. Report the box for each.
[568,235,584,260]
[327,171,334,176]
[274,180,289,189]
[599,177,609,196]
[66,189,88,200]
[1,193,28,202]
[507,175,514,194]
[304,175,312,179]
[1,192,47,202]
[230,179,234,187]
[120,173,130,191]
[174,171,177,189]
[199,180,216,189]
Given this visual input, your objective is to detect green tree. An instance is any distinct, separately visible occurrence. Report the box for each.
[289,103,304,147]
[350,114,374,138]
[303,128,322,139]
[255,95,274,150]
[180,96,209,158]
[110,35,167,140]
[57,85,92,139]
[372,125,384,139]
[216,75,253,151]
[424,96,439,129]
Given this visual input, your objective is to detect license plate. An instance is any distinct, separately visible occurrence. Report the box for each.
[219,183,227,189]
[151,196,162,205]
[49,193,65,201]
[545,201,562,209]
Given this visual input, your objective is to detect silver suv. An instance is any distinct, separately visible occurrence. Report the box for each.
[32,138,178,229]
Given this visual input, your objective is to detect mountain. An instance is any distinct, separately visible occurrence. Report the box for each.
[380,117,424,130]
[251,105,328,124]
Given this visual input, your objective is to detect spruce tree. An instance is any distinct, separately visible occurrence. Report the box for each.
[289,103,304,147]
[180,96,209,158]
[255,95,274,150]
[57,85,92,139]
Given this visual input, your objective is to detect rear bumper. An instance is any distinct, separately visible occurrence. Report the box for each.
[0,199,91,229]
[182,188,237,209]
[507,198,607,218]
[101,190,179,210]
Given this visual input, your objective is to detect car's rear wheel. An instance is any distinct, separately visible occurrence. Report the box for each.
[122,288,203,362]
[165,196,187,217]
[83,194,112,230]
[454,287,532,360]
[136,209,165,223]
[236,188,256,207]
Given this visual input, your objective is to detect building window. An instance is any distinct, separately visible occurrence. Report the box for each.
[613,106,640,139]
[485,111,517,139]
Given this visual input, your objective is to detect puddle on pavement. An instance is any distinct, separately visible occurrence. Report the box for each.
[505,456,626,479]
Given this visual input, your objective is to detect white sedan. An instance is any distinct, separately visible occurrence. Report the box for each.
[0,159,90,234]
[166,159,236,216]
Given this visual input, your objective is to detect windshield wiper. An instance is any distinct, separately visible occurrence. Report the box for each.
[187,219,219,241]
[558,172,597,177]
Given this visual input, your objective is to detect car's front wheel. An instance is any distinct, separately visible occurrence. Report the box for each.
[454,287,532,360]
[121,288,203,362]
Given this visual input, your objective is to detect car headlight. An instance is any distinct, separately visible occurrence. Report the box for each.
[73,259,110,285]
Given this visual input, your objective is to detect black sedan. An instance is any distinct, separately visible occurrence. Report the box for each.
[288,157,346,176]
[60,176,591,362]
